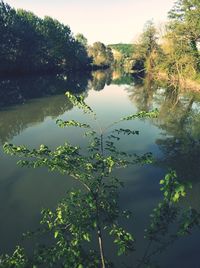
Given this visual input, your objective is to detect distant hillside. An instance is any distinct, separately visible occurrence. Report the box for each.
[108,43,134,58]
[108,43,134,73]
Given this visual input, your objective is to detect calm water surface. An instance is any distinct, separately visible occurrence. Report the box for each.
[0,72,200,267]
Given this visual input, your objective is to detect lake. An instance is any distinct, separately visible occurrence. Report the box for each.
[0,70,200,267]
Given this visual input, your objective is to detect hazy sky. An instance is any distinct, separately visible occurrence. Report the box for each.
[6,0,176,45]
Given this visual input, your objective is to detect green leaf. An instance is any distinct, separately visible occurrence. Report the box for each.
[65,91,96,117]
[56,119,90,129]
[54,230,59,238]
[83,233,90,242]
[121,109,159,121]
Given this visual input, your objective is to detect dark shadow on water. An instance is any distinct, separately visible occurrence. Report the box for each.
[0,70,134,143]
[0,71,91,109]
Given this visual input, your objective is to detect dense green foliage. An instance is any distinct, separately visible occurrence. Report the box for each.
[163,0,200,79]
[108,44,134,58]
[131,21,161,75]
[75,33,88,48]
[108,44,135,72]
[88,42,114,68]
[0,1,90,74]
[0,1,115,75]
[131,1,200,85]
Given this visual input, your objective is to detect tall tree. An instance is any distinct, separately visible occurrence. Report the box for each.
[75,33,88,47]
[88,42,114,68]
[132,21,160,73]
[0,1,90,74]
[168,0,200,70]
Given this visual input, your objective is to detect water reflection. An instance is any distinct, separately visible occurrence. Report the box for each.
[155,92,200,182]
[89,69,112,91]
[0,70,134,143]
[0,72,90,108]
[126,76,200,183]
[1,71,200,266]
[135,199,200,268]
[0,72,92,143]
[127,75,155,111]
[1,72,200,182]
[0,95,73,143]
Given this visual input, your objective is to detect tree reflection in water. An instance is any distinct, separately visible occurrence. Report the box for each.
[1,72,200,267]
[0,72,90,143]
[126,75,200,184]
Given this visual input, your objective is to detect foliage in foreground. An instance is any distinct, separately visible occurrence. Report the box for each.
[1,92,200,267]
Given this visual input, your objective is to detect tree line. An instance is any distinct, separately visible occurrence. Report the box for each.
[1,0,200,83]
[131,0,200,84]
[0,1,114,75]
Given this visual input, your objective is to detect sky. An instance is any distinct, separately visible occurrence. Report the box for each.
[6,0,176,45]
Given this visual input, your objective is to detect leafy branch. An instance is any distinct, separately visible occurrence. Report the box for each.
[2,92,200,268]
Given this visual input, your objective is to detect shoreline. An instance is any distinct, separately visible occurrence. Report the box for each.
[156,72,200,92]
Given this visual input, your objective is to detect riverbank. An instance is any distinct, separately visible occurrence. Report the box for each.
[156,72,200,92]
